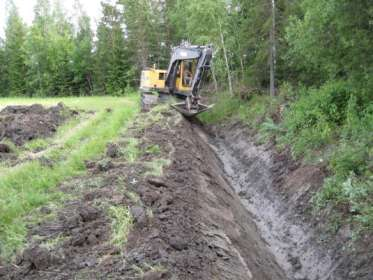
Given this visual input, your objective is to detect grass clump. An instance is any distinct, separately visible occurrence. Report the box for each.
[108,206,133,248]
[23,138,49,152]
[121,138,140,162]
[145,158,171,177]
[145,144,161,155]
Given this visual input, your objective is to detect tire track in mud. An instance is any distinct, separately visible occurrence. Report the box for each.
[1,109,287,280]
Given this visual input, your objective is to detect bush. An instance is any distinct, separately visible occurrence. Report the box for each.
[282,80,356,157]
[199,91,278,130]
[199,92,241,124]
[314,95,373,232]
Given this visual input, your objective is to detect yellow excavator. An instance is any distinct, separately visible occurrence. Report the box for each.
[140,42,213,117]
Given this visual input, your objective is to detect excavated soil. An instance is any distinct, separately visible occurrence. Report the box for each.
[205,121,373,280]
[0,103,72,146]
[2,108,371,280]
[1,110,286,280]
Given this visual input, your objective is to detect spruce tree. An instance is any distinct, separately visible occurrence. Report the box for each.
[4,2,27,96]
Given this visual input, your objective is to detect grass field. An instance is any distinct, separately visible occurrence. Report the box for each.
[0,95,140,260]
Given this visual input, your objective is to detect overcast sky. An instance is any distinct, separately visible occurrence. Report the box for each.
[0,0,106,39]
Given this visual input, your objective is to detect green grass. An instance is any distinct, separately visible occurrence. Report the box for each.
[199,92,278,129]
[0,96,134,111]
[121,138,140,162]
[0,94,139,261]
[22,113,84,153]
[23,138,49,152]
[108,205,133,248]
[145,144,161,155]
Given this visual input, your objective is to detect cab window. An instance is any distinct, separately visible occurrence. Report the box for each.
[159,72,165,80]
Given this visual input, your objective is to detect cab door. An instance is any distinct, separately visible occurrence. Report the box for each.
[175,60,196,93]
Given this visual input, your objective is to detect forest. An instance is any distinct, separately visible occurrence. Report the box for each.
[1,0,371,98]
[0,0,372,228]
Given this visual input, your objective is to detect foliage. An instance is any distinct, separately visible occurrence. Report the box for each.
[282,80,353,157]
[94,2,131,95]
[121,138,140,162]
[3,3,27,96]
[285,0,373,88]
[200,92,278,129]
[199,92,241,124]
[72,2,94,95]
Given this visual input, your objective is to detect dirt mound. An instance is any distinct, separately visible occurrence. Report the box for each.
[0,103,71,146]
[3,110,285,280]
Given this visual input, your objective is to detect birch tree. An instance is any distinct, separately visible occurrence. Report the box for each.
[269,0,276,96]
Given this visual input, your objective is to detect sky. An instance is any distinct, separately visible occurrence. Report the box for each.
[0,0,106,38]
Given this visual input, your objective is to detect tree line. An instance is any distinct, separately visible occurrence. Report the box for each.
[0,0,372,99]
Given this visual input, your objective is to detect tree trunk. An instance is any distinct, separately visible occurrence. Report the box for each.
[269,0,276,97]
[211,62,219,92]
[240,56,245,81]
[219,21,233,96]
[236,39,245,81]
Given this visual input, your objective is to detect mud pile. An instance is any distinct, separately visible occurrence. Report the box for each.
[0,103,71,146]
[2,110,286,280]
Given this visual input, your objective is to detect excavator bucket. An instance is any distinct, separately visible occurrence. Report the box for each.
[171,102,214,118]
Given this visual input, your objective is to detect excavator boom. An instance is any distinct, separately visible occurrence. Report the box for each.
[140,42,214,117]
[166,43,213,117]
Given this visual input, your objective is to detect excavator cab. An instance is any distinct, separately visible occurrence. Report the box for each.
[175,60,196,92]
[140,43,213,117]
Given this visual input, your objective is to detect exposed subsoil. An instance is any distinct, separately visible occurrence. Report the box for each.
[204,121,373,280]
[1,109,286,280]
[0,103,73,147]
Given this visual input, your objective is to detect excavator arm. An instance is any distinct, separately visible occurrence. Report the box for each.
[139,42,214,117]
[165,44,214,117]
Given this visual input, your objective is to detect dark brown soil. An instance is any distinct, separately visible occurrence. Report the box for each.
[1,110,285,280]
[0,103,72,146]
[4,107,369,280]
